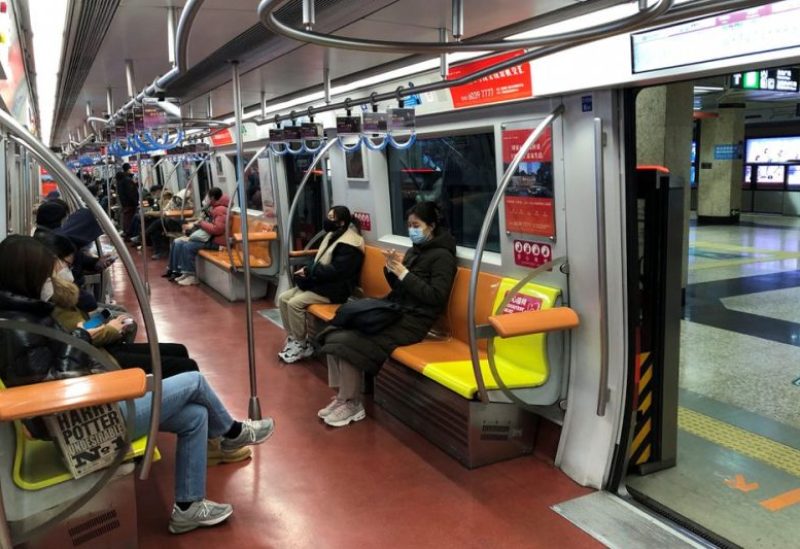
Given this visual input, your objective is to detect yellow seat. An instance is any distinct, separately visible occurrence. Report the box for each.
[13,423,160,491]
[397,277,562,399]
[0,376,160,491]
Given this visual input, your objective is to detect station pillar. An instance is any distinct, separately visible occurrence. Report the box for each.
[635,83,693,291]
[696,104,745,225]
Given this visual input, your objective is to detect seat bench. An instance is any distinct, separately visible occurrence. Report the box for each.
[304,247,579,467]
[196,211,277,301]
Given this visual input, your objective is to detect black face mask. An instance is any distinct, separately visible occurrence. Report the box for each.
[323,219,339,232]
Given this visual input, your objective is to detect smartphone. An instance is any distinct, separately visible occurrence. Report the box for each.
[83,309,111,329]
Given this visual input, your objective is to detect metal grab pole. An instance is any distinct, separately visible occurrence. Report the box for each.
[594,117,610,417]
[282,137,338,288]
[467,105,564,404]
[232,61,261,420]
[136,153,150,295]
[0,108,162,479]
[104,153,113,219]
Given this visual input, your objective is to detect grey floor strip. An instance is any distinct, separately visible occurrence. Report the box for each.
[552,492,705,549]
[258,308,284,329]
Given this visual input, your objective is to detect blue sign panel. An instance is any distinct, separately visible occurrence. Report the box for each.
[714,144,739,160]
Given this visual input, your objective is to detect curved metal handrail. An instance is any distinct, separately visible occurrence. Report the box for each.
[255,0,800,128]
[0,320,135,546]
[224,145,269,272]
[467,105,563,404]
[482,257,568,411]
[260,0,669,54]
[0,107,162,480]
[281,137,338,288]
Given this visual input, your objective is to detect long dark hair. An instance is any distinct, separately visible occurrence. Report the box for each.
[34,230,76,260]
[406,201,446,231]
[0,236,57,299]
[329,205,361,234]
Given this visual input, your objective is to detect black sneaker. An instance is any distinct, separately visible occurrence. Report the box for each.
[162,269,178,278]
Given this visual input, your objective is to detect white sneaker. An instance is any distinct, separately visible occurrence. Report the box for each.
[317,397,345,419]
[279,336,302,355]
[177,275,199,286]
[324,400,366,427]
[280,341,315,363]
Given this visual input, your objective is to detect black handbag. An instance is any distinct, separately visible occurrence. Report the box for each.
[330,298,402,334]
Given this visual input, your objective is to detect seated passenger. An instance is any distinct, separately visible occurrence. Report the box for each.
[317,202,457,427]
[128,184,161,245]
[55,208,116,313]
[0,235,275,534]
[33,198,69,234]
[37,231,206,381]
[278,206,365,363]
[165,187,229,287]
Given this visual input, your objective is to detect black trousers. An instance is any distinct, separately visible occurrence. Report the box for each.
[107,342,200,378]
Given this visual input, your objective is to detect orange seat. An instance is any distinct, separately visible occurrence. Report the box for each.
[390,339,487,374]
[307,303,339,322]
[197,212,275,270]
[307,245,391,321]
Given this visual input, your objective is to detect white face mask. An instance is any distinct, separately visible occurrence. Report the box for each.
[56,266,74,283]
[202,197,211,208]
[40,278,54,302]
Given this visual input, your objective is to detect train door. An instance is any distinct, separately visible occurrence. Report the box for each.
[614,73,800,547]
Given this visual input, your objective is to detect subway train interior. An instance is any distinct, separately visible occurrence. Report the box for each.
[2,0,800,547]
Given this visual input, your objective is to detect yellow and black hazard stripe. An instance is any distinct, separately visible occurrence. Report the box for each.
[629,352,654,467]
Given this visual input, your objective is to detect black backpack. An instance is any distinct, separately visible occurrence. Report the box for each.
[330,298,402,334]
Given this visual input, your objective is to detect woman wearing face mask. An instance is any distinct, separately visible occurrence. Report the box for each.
[316,201,457,427]
[0,235,276,534]
[164,187,229,286]
[277,206,365,363]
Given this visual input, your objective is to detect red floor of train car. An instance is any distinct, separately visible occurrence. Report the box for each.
[113,252,597,548]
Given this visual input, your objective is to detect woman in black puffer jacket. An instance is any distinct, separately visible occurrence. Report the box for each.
[317,202,457,428]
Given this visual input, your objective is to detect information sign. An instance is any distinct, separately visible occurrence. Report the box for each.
[336,116,362,134]
[362,112,388,133]
[353,211,372,231]
[513,239,552,269]
[731,68,800,92]
[501,292,543,315]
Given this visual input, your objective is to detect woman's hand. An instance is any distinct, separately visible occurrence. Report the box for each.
[106,317,127,333]
[386,257,408,279]
[77,321,103,340]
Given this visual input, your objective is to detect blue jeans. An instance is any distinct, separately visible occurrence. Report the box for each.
[168,238,212,274]
[127,372,234,502]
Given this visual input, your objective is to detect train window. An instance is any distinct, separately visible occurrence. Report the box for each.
[284,153,326,248]
[386,131,500,252]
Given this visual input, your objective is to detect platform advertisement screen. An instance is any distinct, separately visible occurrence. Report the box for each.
[756,165,785,186]
[746,136,800,163]
[786,165,800,186]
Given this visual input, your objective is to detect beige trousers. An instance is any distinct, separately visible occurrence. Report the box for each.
[277,287,330,340]
[326,355,362,403]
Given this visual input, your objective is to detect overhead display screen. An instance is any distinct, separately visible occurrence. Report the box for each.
[746,136,800,163]
[632,0,800,73]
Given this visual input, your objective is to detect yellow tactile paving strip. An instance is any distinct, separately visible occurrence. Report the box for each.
[689,241,800,271]
[678,407,800,479]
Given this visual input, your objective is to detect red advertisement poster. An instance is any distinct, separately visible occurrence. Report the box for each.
[513,239,552,269]
[502,127,552,163]
[447,50,533,109]
[502,292,543,315]
[502,124,555,238]
[353,211,372,231]
[210,128,234,147]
